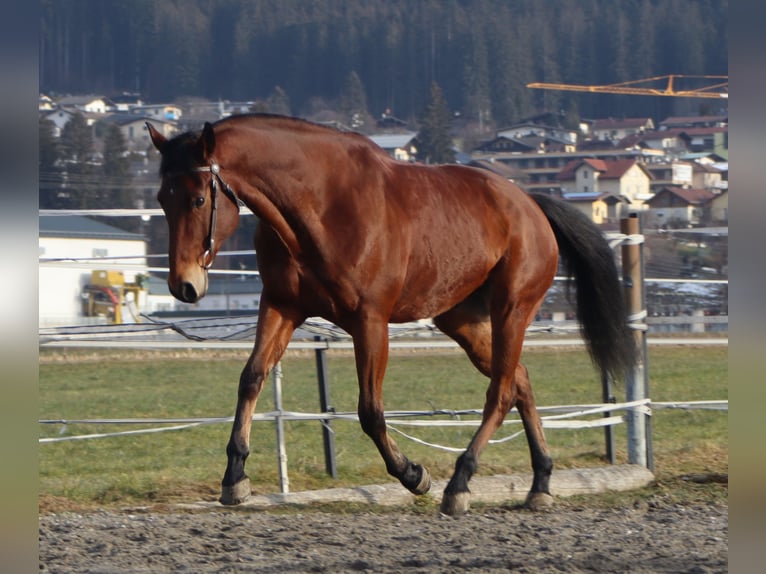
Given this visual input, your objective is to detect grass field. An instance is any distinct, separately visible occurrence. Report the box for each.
[39,344,727,511]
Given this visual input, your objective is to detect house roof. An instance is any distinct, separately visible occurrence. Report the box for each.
[659,115,727,128]
[97,112,153,127]
[367,132,417,150]
[557,158,650,181]
[39,216,144,241]
[646,186,716,206]
[677,126,728,137]
[692,162,723,174]
[591,117,653,130]
[466,159,526,180]
[56,95,108,108]
[562,191,626,203]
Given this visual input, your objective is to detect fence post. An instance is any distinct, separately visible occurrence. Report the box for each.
[620,214,653,471]
[272,361,290,493]
[314,336,338,478]
[601,371,616,464]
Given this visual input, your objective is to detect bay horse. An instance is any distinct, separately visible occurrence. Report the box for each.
[147,114,635,515]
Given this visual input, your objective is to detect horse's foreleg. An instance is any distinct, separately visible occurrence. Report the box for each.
[353,316,431,496]
[514,363,554,509]
[220,302,299,505]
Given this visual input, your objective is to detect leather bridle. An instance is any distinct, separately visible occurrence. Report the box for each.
[191,162,243,269]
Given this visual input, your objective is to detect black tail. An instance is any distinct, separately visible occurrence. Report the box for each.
[530,193,637,380]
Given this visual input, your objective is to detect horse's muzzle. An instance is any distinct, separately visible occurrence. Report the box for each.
[169,279,206,303]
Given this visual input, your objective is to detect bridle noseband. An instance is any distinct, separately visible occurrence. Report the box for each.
[192,162,243,269]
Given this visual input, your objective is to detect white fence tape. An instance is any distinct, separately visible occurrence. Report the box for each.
[39,399,726,445]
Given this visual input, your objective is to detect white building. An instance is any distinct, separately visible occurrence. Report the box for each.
[39,216,148,326]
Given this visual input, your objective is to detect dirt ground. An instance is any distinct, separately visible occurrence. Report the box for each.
[39,499,727,573]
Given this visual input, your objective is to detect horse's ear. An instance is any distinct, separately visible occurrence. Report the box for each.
[146,122,167,153]
[199,121,216,159]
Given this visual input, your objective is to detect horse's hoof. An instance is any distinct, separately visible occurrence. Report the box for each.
[411,465,432,495]
[525,491,554,510]
[440,491,471,516]
[219,477,251,505]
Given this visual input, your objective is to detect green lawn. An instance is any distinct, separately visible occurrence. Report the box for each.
[39,345,727,510]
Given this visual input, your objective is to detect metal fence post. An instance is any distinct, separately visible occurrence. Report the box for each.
[314,336,338,478]
[621,214,653,471]
[272,361,290,493]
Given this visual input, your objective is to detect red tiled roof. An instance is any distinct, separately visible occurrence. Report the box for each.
[557,158,644,181]
[648,186,716,206]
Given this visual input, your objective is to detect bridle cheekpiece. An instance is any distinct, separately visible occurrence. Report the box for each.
[192,161,244,269]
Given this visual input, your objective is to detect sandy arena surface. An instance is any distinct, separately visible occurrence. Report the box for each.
[40,498,727,573]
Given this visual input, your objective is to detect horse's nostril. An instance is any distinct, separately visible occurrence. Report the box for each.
[179,281,198,303]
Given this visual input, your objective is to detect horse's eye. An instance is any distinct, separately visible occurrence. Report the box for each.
[194,196,206,208]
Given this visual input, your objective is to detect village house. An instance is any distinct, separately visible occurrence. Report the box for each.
[707,189,729,224]
[658,115,728,130]
[39,215,148,326]
[55,94,111,115]
[558,192,628,225]
[589,117,655,142]
[96,114,177,151]
[368,132,418,162]
[644,160,695,193]
[556,158,654,210]
[644,186,716,228]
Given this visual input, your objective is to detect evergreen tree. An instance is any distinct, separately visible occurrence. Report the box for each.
[102,124,129,180]
[418,82,455,164]
[462,28,491,129]
[60,112,96,208]
[39,118,60,176]
[99,123,137,230]
[39,118,63,209]
[60,112,93,164]
[340,70,370,129]
[267,86,292,116]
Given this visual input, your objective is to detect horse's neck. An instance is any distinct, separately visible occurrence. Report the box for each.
[227,132,328,258]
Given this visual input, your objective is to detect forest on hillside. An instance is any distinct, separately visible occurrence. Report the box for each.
[40,0,728,127]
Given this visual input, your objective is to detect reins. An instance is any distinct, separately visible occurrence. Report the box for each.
[192,162,243,269]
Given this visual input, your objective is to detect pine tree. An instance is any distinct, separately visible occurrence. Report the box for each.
[267,86,291,116]
[39,118,63,209]
[340,70,369,129]
[102,124,129,180]
[60,112,96,208]
[418,82,455,164]
[98,123,137,230]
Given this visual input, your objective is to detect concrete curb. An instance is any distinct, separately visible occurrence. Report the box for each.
[178,464,654,511]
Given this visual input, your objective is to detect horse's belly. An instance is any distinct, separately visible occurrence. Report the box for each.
[390,251,494,322]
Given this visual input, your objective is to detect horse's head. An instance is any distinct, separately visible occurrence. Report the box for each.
[147,122,240,303]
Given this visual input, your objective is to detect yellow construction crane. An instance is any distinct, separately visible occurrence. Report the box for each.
[527,74,728,99]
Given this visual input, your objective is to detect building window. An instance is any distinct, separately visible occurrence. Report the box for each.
[92,248,108,258]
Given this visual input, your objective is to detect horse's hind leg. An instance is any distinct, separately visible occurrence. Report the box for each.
[220,299,301,505]
[515,363,554,509]
[352,312,431,495]
[436,298,552,515]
